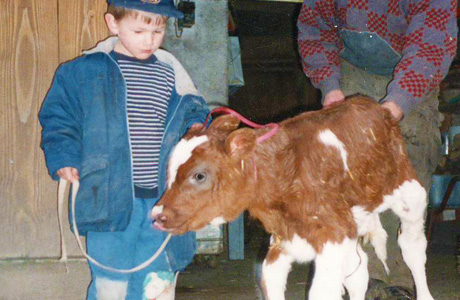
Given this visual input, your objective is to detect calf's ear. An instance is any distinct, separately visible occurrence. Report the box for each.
[209,115,240,133]
[224,128,256,160]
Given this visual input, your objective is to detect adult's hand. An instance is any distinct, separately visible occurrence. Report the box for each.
[381,101,404,121]
[57,167,80,182]
[323,89,346,108]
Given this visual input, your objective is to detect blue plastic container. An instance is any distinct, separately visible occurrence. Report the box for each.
[448,126,460,146]
[429,174,460,208]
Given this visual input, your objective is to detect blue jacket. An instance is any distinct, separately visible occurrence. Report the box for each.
[39,37,209,271]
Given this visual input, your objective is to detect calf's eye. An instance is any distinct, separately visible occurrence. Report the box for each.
[193,172,207,183]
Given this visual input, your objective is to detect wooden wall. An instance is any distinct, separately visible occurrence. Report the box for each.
[0,0,108,259]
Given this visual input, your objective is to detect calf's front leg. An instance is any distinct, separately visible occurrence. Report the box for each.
[260,243,294,300]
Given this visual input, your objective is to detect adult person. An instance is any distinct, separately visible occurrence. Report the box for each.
[297,0,458,298]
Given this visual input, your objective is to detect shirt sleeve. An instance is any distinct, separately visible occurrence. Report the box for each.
[297,0,343,97]
[382,0,458,114]
[180,93,210,136]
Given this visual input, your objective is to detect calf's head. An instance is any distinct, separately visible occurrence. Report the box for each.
[152,114,257,234]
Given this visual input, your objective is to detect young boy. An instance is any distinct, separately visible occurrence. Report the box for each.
[39,0,209,299]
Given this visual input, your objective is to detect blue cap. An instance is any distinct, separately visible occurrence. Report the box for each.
[108,0,184,19]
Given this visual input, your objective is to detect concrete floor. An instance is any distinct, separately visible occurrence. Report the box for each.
[1,222,459,300]
[175,222,460,300]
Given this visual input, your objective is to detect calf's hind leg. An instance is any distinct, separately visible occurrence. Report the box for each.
[389,180,434,300]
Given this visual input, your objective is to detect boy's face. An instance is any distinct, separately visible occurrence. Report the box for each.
[105,12,167,60]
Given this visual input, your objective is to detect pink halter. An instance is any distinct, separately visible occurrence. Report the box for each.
[204,107,279,143]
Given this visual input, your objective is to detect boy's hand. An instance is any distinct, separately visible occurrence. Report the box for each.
[57,167,80,182]
[323,89,346,108]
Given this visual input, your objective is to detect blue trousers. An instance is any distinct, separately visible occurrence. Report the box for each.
[86,197,174,300]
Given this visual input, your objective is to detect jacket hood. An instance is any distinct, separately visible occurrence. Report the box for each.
[83,36,118,55]
[83,36,201,97]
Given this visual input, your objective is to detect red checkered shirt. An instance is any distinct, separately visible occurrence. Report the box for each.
[298,0,458,113]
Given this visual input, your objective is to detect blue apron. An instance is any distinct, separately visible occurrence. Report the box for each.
[340,29,401,76]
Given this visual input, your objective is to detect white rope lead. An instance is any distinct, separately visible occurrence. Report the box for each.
[58,178,171,274]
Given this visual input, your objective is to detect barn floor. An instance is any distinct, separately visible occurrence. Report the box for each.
[175,222,460,300]
[0,221,459,300]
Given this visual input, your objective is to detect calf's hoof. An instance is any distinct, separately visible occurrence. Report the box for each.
[363,279,413,300]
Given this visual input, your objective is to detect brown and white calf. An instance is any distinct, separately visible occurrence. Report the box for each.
[152,95,434,300]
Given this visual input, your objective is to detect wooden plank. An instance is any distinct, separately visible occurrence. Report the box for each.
[0,0,109,259]
[58,0,109,63]
[0,0,60,258]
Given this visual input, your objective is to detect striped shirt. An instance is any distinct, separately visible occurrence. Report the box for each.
[113,51,175,189]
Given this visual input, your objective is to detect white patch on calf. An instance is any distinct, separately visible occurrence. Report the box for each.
[309,239,352,299]
[262,252,294,300]
[318,129,349,172]
[168,135,208,189]
[343,239,369,300]
[260,235,315,300]
[352,206,389,274]
[382,181,433,299]
[379,179,427,222]
[281,234,316,263]
[351,205,373,236]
